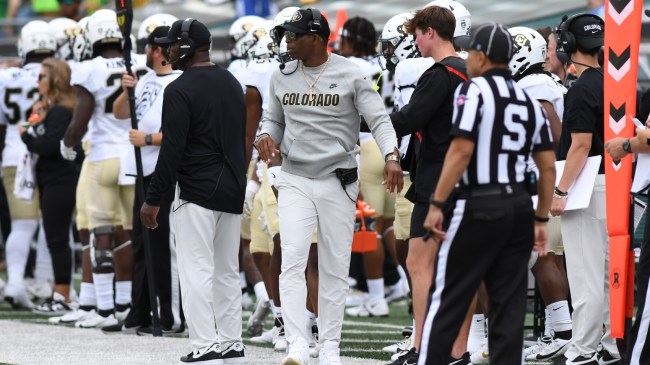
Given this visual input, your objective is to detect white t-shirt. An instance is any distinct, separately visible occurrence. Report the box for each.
[393,57,435,157]
[517,72,567,123]
[72,56,147,163]
[121,70,181,180]
[241,58,279,112]
[0,63,40,167]
[227,59,248,94]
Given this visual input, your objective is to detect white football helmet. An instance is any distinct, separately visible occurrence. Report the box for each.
[270,6,301,43]
[377,13,418,72]
[508,27,547,78]
[229,15,265,59]
[17,20,57,60]
[137,13,178,53]
[72,16,92,62]
[240,22,272,61]
[426,0,471,39]
[49,18,77,60]
[86,9,123,56]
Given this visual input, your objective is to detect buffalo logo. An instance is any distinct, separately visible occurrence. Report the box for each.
[146,23,158,35]
[254,27,267,40]
[290,10,302,23]
[241,23,255,32]
[514,34,530,50]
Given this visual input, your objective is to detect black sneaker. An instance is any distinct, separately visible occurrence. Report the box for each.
[180,344,222,364]
[388,347,418,365]
[449,352,471,365]
[101,323,141,335]
[137,325,188,337]
[597,348,621,365]
[221,342,245,364]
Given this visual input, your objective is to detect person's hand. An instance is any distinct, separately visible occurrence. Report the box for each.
[383,160,403,194]
[605,137,628,161]
[121,71,137,92]
[635,127,650,146]
[550,196,567,217]
[243,180,260,218]
[534,221,548,257]
[129,129,147,147]
[18,124,26,135]
[254,134,279,163]
[140,202,160,229]
[423,205,445,241]
[31,101,44,115]
[60,140,77,160]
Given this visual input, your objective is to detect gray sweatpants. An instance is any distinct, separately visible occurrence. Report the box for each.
[275,171,358,345]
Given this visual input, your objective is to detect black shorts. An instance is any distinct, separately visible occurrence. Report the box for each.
[409,202,429,239]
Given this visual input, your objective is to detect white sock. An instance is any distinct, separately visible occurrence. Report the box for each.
[396,265,408,284]
[271,304,282,319]
[306,310,316,322]
[79,282,96,307]
[544,308,552,337]
[240,272,247,289]
[5,219,38,293]
[547,300,572,333]
[467,314,486,353]
[115,280,132,306]
[93,272,115,312]
[253,281,268,302]
[34,221,53,284]
[367,278,385,301]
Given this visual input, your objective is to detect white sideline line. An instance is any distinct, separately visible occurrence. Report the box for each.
[343,320,404,329]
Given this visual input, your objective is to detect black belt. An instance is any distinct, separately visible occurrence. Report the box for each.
[458,183,528,198]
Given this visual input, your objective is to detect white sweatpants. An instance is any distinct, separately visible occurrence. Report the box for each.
[173,186,243,353]
[562,175,618,359]
[276,171,358,344]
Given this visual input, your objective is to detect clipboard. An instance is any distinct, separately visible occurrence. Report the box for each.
[555,155,602,210]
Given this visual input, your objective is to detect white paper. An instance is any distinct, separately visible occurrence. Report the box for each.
[555,155,602,211]
[633,196,647,234]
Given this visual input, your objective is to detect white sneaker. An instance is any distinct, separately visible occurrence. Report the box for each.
[523,336,551,358]
[25,279,52,300]
[32,292,76,315]
[115,307,130,322]
[318,340,342,365]
[57,308,95,324]
[307,318,319,358]
[344,291,366,307]
[345,297,389,317]
[247,299,271,336]
[4,290,34,309]
[382,336,412,354]
[273,321,288,352]
[76,313,118,328]
[282,337,309,365]
[470,343,489,364]
[384,279,408,303]
[250,329,273,344]
[526,336,571,361]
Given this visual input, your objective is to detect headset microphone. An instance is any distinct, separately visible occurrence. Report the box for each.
[279,63,285,70]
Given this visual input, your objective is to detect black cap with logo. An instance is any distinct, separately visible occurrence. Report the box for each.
[274,8,330,42]
[456,22,514,63]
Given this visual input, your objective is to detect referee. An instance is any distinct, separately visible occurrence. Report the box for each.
[419,23,556,365]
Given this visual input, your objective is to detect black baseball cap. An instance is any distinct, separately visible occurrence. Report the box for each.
[568,14,604,50]
[274,8,330,42]
[146,26,171,46]
[154,19,212,47]
[456,22,514,63]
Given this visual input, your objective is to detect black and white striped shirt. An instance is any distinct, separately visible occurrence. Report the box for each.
[450,68,553,187]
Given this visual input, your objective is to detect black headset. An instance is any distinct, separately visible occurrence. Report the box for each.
[557,13,604,54]
[179,18,197,59]
[307,8,322,33]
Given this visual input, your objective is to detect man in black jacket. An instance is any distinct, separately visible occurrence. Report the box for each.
[141,19,247,364]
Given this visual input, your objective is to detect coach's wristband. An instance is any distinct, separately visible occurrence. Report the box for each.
[429,195,447,209]
[534,215,550,223]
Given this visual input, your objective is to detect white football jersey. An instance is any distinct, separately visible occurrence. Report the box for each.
[393,57,435,158]
[227,59,248,94]
[242,59,279,112]
[72,56,147,162]
[347,56,394,143]
[517,72,567,123]
[0,63,40,167]
[122,70,181,179]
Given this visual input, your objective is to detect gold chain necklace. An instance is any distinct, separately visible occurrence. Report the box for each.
[300,53,330,102]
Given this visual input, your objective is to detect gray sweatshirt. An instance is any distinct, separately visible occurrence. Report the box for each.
[259,53,398,178]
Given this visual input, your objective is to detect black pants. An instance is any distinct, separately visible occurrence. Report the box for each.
[126,175,183,329]
[39,179,77,285]
[0,175,11,242]
[419,193,533,365]
[626,205,650,364]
